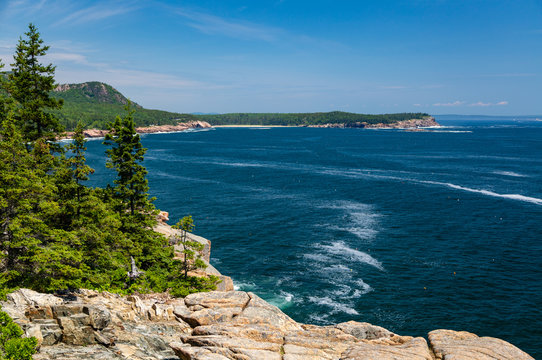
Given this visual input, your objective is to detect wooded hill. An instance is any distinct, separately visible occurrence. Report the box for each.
[47,81,430,130]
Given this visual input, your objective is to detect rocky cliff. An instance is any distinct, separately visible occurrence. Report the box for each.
[1,288,533,360]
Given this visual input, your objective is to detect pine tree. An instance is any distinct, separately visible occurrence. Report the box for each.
[66,123,94,217]
[0,60,11,125]
[172,216,207,279]
[8,23,63,143]
[103,105,153,217]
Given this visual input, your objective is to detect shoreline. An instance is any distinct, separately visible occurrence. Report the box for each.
[60,117,441,140]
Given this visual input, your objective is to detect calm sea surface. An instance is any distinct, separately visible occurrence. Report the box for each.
[84,118,542,357]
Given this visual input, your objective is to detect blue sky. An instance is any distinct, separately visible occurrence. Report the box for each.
[0,0,541,115]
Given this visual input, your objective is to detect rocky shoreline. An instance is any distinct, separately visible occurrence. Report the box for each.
[0,216,534,359]
[61,121,212,139]
[61,117,440,139]
[307,117,440,129]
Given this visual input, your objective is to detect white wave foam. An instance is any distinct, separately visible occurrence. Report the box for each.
[320,201,380,241]
[320,241,384,271]
[492,170,527,178]
[422,181,542,206]
[280,290,294,303]
[233,281,257,291]
[303,253,330,263]
[354,279,374,294]
[307,296,359,315]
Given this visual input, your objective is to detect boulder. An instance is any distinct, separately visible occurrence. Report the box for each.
[84,306,111,330]
[428,329,534,360]
[335,320,395,340]
[340,337,433,360]
[232,292,303,332]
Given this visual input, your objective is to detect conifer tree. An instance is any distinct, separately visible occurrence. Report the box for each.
[8,23,63,143]
[0,60,11,125]
[0,113,83,292]
[103,105,153,217]
[66,123,94,216]
[172,216,207,279]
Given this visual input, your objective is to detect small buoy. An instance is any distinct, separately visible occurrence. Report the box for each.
[453,272,456,275]
[424,287,427,290]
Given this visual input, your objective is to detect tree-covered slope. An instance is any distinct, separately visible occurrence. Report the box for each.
[197,111,431,126]
[49,81,430,130]
[49,82,198,130]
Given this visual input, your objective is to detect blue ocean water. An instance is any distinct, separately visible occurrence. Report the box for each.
[84,119,542,357]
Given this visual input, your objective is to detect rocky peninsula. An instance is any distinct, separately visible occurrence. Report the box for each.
[0,215,534,360]
[307,117,439,129]
[62,121,212,139]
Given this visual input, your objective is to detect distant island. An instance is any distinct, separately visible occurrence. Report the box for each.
[50,81,438,132]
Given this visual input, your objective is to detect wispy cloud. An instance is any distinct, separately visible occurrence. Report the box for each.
[379,85,407,90]
[175,8,283,42]
[3,0,48,16]
[53,2,140,27]
[433,101,465,107]
[469,101,508,107]
[479,73,536,78]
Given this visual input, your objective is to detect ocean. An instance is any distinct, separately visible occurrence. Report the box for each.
[84,117,542,357]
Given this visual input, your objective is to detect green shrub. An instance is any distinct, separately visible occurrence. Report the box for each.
[0,308,37,360]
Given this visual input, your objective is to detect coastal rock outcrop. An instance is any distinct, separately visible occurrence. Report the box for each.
[308,117,439,129]
[62,121,212,139]
[1,289,533,360]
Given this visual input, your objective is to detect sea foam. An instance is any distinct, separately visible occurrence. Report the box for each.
[319,241,384,271]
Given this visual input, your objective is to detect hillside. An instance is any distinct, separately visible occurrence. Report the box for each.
[50,82,198,130]
[49,81,433,130]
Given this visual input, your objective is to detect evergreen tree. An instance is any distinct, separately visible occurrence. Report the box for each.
[103,105,153,217]
[8,23,63,143]
[0,114,83,292]
[66,123,94,217]
[171,216,207,279]
[0,60,11,125]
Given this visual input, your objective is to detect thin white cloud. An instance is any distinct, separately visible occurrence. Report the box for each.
[479,73,536,78]
[380,85,406,90]
[469,101,509,107]
[3,0,47,16]
[53,2,139,27]
[175,8,283,42]
[433,101,465,107]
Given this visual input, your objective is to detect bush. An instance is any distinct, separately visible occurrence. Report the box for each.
[0,308,37,360]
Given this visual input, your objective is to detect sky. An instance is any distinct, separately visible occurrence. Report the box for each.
[0,0,541,115]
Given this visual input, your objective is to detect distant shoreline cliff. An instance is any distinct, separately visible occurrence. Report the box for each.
[61,121,212,139]
[307,116,440,129]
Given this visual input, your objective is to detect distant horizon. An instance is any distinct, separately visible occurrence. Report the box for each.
[1,1,541,115]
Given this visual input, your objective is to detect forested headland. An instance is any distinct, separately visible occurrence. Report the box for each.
[0,24,217,302]
[7,80,432,130]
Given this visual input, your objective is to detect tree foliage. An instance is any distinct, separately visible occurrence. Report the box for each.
[7,24,63,143]
[172,216,207,279]
[196,111,431,126]
[104,105,153,217]
[0,24,218,302]
[0,308,37,360]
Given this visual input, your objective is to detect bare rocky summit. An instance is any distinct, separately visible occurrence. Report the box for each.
[1,288,533,360]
